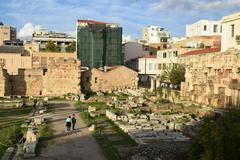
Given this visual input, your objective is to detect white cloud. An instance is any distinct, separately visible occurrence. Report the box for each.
[151,0,240,11]
[17,23,42,40]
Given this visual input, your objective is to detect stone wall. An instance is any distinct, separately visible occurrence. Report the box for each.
[81,66,138,93]
[157,88,181,103]
[0,68,10,96]
[11,69,44,96]
[43,58,81,96]
[180,49,240,108]
[0,58,81,97]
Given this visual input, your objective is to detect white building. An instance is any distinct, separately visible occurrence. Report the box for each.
[221,12,240,52]
[157,49,179,75]
[142,25,170,44]
[138,54,159,83]
[32,29,75,52]
[122,41,149,62]
[186,20,222,37]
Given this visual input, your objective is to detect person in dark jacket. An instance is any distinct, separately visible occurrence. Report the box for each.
[71,114,77,130]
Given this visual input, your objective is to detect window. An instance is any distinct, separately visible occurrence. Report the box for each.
[173,51,178,57]
[151,33,154,37]
[149,63,153,70]
[213,25,218,33]
[95,77,98,83]
[220,25,222,33]
[231,24,235,37]
[204,25,207,31]
[158,64,162,70]
[163,52,167,58]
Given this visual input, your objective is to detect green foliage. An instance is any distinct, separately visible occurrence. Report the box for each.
[84,91,96,99]
[157,64,186,85]
[0,125,23,158]
[65,42,76,52]
[189,109,240,160]
[168,64,186,85]
[45,40,61,52]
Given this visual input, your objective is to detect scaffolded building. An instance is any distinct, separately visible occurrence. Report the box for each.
[76,20,123,68]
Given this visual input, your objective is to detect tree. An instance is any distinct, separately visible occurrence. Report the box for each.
[157,64,186,85]
[66,41,76,52]
[189,109,240,160]
[45,41,60,52]
[168,64,186,85]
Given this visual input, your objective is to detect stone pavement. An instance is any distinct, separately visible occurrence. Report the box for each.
[33,101,106,160]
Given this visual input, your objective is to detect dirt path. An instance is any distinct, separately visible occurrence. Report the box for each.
[34,101,106,160]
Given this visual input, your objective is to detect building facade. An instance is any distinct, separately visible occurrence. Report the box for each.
[221,12,240,52]
[0,46,32,75]
[81,65,138,92]
[142,25,170,44]
[122,41,149,62]
[77,20,123,68]
[186,20,221,37]
[0,22,16,45]
[32,29,75,52]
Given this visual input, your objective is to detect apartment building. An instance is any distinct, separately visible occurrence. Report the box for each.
[221,12,240,52]
[77,20,123,68]
[186,20,221,37]
[0,22,16,45]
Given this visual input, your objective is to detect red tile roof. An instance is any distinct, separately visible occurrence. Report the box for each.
[77,20,116,25]
[180,48,221,57]
[142,54,157,58]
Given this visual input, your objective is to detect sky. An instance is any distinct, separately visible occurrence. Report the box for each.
[0,0,240,40]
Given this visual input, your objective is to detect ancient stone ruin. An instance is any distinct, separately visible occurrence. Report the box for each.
[180,49,240,108]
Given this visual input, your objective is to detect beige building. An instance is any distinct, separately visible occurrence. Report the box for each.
[81,66,138,92]
[221,12,240,52]
[0,46,32,75]
[0,23,16,45]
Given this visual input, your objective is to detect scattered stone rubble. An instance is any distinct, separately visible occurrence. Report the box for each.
[96,92,203,159]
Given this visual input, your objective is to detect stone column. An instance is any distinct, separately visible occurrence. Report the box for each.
[150,78,156,92]
[156,79,160,88]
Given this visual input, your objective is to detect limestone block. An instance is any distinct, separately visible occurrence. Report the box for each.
[26,128,37,142]
[88,106,96,113]
[89,124,95,131]
[23,141,37,156]
[34,117,44,125]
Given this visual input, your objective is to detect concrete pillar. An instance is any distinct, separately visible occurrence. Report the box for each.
[150,78,156,92]
[156,80,160,88]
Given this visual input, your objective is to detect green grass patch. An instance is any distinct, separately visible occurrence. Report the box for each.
[36,123,54,155]
[0,107,32,118]
[0,125,23,158]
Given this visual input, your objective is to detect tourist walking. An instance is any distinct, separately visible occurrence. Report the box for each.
[72,114,77,130]
[66,116,72,131]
